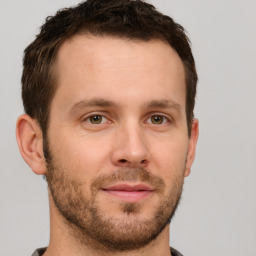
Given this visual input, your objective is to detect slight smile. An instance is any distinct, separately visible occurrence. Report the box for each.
[102,183,155,203]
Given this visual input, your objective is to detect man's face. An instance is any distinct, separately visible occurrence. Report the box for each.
[45,35,197,251]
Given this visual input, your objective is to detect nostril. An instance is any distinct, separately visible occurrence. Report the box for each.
[141,159,147,165]
[119,159,127,163]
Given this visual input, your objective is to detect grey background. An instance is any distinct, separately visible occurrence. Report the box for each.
[0,0,255,255]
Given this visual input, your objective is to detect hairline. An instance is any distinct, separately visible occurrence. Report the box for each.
[44,32,192,138]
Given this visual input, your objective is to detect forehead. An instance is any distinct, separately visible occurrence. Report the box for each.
[52,35,186,114]
[55,35,185,78]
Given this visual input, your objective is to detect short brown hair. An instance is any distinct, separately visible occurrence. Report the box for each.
[22,0,197,137]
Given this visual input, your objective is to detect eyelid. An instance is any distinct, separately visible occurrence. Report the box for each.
[81,112,111,124]
[145,113,173,125]
[80,111,173,125]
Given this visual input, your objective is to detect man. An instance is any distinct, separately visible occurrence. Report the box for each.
[16,1,199,255]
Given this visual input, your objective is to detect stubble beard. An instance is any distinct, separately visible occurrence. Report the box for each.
[45,144,185,252]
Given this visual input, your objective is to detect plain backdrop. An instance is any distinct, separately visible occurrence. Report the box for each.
[0,0,256,255]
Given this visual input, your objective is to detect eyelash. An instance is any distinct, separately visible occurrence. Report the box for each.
[82,113,171,126]
[85,114,109,125]
[146,115,170,125]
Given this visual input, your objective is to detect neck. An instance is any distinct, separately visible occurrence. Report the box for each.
[44,193,172,256]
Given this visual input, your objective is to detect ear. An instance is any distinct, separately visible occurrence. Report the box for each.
[184,118,199,177]
[16,114,47,175]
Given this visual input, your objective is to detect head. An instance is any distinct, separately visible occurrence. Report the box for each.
[22,0,197,138]
[17,0,199,253]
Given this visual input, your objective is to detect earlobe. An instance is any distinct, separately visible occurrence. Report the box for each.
[184,167,191,177]
[184,118,199,177]
[16,114,47,175]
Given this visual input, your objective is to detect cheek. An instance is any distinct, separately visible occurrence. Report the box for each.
[48,130,111,181]
[150,135,188,179]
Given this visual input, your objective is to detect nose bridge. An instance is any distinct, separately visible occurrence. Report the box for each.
[126,121,146,153]
[112,118,150,167]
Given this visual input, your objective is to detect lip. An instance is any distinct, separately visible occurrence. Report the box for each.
[102,183,154,202]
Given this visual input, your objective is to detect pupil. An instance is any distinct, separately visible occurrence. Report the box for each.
[152,115,163,124]
[90,115,102,124]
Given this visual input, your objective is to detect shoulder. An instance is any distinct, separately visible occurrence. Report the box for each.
[31,247,47,256]
[170,247,184,256]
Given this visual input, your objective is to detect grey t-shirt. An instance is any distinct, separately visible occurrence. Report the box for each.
[32,247,183,256]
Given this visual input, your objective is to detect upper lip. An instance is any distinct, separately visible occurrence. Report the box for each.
[102,183,154,192]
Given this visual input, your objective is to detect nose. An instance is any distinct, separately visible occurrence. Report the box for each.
[111,124,151,168]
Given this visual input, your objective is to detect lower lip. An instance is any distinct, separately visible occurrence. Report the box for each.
[102,190,153,202]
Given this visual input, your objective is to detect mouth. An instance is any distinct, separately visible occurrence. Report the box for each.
[101,183,154,203]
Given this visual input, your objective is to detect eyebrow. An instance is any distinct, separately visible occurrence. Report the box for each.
[146,99,181,111]
[69,98,117,115]
[69,98,181,116]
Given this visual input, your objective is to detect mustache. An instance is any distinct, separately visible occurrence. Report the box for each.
[91,167,165,194]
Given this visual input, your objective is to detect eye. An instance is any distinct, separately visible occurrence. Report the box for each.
[80,113,112,131]
[86,115,108,124]
[147,115,169,125]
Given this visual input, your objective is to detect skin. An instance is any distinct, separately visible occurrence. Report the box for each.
[16,35,199,256]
